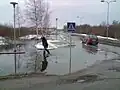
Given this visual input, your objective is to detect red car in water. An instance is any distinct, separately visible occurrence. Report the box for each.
[82,34,99,46]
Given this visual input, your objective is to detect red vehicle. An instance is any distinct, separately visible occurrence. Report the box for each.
[82,35,99,46]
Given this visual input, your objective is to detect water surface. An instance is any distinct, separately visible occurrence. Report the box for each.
[0,35,118,76]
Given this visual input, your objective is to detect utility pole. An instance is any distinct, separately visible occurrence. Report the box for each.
[56,18,58,39]
[69,34,72,74]
[10,1,18,74]
[101,0,116,39]
[101,0,116,70]
[77,16,83,26]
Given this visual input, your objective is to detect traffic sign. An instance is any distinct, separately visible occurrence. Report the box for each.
[67,22,76,74]
[67,22,76,32]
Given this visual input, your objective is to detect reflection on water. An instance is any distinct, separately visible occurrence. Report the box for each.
[16,41,49,73]
[82,44,98,55]
[40,50,48,72]
[0,44,14,52]
[41,60,48,72]
[25,51,42,72]
[0,35,118,76]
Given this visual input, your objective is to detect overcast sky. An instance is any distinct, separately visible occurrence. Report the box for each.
[0,0,119,28]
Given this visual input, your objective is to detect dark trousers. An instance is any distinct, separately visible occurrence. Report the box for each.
[45,48,50,54]
[41,51,48,72]
[43,45,50,55]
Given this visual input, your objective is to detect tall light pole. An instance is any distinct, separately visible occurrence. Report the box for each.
[77,16,83,33]
[10,2,18,74]
[56,18,58,39]
[16,5,21,38]
[77,16,83,26]
[101,0,116,38]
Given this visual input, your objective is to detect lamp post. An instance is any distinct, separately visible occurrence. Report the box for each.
[10,2,18,74]
[101,0,116,69]
[101,0,116,38]
[56,18,58,39]
[77,16,83,33]
[77,16,83,26]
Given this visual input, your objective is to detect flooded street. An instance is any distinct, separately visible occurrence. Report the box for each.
[0,35,119,76]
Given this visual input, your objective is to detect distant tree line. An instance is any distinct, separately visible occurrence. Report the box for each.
[0,24,38,39]
[0,0,51,39]
[0,24,53,39]
[64,20,120,38]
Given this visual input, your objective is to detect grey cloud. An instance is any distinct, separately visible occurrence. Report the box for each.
[0,0,119,28]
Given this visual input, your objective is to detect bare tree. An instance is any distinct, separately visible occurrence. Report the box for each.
[42,2,51,35]
[16,5,25,37]
[112,20,119,25]
[25,0,50,36]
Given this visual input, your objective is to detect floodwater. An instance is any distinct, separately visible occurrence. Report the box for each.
[0,35,119,76]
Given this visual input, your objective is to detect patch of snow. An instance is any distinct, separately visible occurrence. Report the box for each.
[107,37,118,41]
[20,35,41,40]
[97,36,107,39]
[35,40,58,50]
[0,36,5,40]
[0,40,8,45]
[72,33,119,41]
[76,80,85,83]
[80,34,87,36]
[72,33,87,36]
[97,36,119,41]
[35,39,75,50]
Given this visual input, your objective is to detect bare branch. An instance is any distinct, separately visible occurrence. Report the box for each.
[25,0,51,35]
[16,5,25,27]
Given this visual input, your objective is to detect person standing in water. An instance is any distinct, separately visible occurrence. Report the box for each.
[41,36,50,55]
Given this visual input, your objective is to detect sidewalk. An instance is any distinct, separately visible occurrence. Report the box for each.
[1,58,120,90]
[0,74,59,89]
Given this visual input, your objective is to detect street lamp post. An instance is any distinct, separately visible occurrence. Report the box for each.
[77,16,83,33]
[77,16,83,26]
[101,0,116,68]
[101,0,116,38]
[56,18,58,39]
[10,2,18,74]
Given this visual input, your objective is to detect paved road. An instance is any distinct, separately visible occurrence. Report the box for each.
[0,75,59,90]
[22,79,120,90]
[1,58,120,90]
